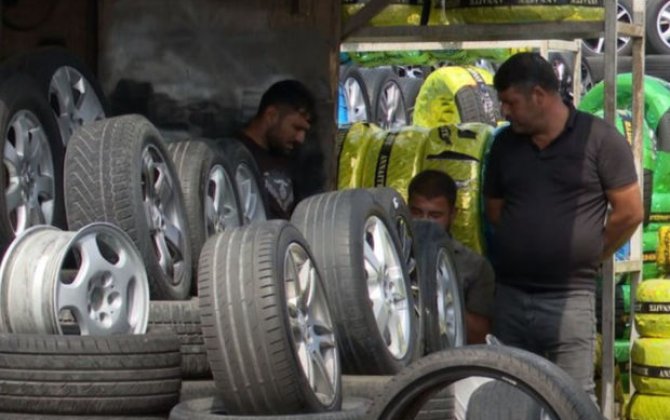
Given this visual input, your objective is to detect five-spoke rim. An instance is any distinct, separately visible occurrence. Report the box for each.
[284,242,339,406]
[4,110,55,234]
[49,66,105,146]
[204,164,240,236]
[235,163,266,224]
[364,216,411,359]
[56,225,149,335]
[141,145,187,285]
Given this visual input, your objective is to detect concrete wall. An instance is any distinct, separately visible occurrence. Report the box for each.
[99,0,340,194]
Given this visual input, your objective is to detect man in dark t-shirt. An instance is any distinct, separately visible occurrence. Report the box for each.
[237,80,316,219]
[484,52,643,402]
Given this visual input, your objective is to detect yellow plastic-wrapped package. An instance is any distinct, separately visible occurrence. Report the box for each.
[337,122,382,190]
[635,279,670,338]
[441,0,604,24]
[420,123,494,255]
[631,338,670,395]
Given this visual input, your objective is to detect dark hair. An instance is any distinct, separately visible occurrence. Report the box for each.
[257,79,316,121]
[493,52,559,94]
[408,170,457,208]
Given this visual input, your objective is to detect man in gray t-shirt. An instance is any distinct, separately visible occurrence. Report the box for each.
[408,170,495,344]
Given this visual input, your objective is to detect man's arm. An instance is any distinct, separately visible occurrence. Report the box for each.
[485,198,504,227]
[466,311,491,344]
[602,181,644,260]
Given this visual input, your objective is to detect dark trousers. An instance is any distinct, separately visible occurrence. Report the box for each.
[492,283,597,402]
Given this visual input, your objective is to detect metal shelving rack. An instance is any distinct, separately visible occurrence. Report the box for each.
[340,2,645,419]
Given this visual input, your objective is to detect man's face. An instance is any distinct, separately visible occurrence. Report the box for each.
[266,107,311,155]
[498,85,543,135]
[408,194,455,232]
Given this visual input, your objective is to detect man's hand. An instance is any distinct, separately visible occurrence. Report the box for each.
[466,311,491,344]
[602,181,644,260]
[485,198,504,227]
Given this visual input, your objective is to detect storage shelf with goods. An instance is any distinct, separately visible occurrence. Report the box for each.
[339,2,645,419]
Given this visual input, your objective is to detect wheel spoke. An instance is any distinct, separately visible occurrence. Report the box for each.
[4,141,19,168]
[374,302,391,338]
[310,349,335,398]
[163,220,184,260]
[155,168,174,204]
[34,175,55,200]
[364,241,382,274]
[5,184,22,213]
[154,231,175,278]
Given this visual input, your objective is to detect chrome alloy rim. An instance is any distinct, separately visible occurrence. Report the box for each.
[377,80,407,130]
[285,242,339,406]
[582,4,631,54]
[343,77,369,123]
[141,145,188,284]
[364,216,411,359]
[0,223,149,335]
[203,164,240,236]
[436,248,464,347]
[655,1,670,51]
[235,163,266,224]
[4,109,56,234]
[49,66,105,146]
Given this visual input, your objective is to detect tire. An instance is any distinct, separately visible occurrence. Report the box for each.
[9,46,108,146]
[0,333,181,415]
[0,72,65,253]
[169,397,370,420]
[646,0,670,55]
[148,299,210,379]
[397,77,424,125]
[369,187,424,359]
[342,375,454,420]
[365,345,602,420]
[646,55,670,84]
[582,0,633,57]
[412,220,466,352]
[340,65,373,123]
[291,189,419,374]
[360,67,396,125]
[374,73,408,130]
[0,414,168,420]
[167,139,242,294]
[466,380,543,420]
[217,138,267,224]
[179,380,218,403]
[64,114,192,300]
[198,221,341,414]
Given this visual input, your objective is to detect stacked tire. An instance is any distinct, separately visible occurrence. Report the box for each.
[629,279,670,419]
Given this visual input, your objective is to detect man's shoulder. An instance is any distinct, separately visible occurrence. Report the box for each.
[451,238,488,266]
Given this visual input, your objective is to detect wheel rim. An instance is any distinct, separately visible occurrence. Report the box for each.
[656,2,670,51]
[49,66,105,146]
[4,109,56,234]
[396,217,421,333]
[582,4,631,54]
[364,215,411,359]
[581,61,594,96]
[235,163,266,224]
[377,80,407,130]
[141,145,188,285]
[343,77,369,123]
[0,223,150,335]
[284,242,339,406]
[204,164,240,237]
[435,248,463,347]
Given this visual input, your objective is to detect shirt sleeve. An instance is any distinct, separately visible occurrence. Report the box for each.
[464,256,496,318]
[596,120,638,190]
[483,132,504,199]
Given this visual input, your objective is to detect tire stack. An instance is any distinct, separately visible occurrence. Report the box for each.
[337,121,495,256]
[628,279,670,419]
[0,47,187,419]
